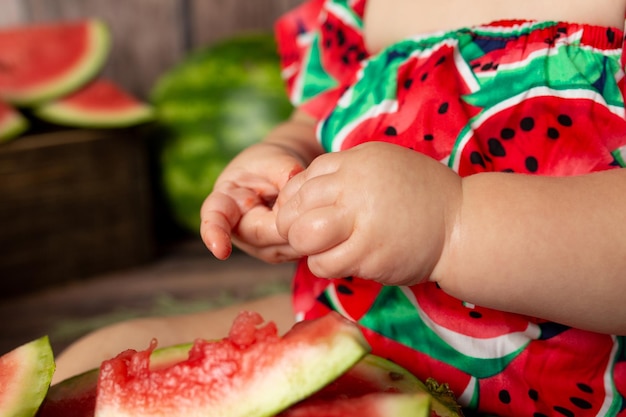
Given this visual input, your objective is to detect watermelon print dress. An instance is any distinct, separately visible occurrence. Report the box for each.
[274,1,626,415]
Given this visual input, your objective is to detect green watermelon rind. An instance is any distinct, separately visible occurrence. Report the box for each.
[41,342,192,405]
[0,107,28,142]
[2,19,111,107]
[95,314,370,417]
[0,336,55,417]
[354,355,463,417]
[33,99,155,129]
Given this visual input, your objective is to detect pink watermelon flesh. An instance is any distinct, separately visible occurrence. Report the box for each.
[0,99,28,142]
[34,79,154,128]
[0,19,110,106]
[0,336,55,417]
[94,311,370,417]
[278,392,432,417]
[37,343,192,417]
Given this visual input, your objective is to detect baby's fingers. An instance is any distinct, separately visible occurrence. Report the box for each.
[285,206,353,256]
[200,191,245,259]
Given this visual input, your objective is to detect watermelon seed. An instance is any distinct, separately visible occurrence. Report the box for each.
[469,311,482,319]
[384,126,398,136]
[481,62,494,71]
[552,405,575,417]
[470,151,486,168]
[528,388,539,401]
[569,396,593,410]
[438,102,449,114]
[547,127,560,140]
[421,72,429,82]
[525,156,539,172]
[607,28,616,43]
[498,389,511,404]
[557,114,573,127]
[500,128,515,140]
[576,382,593,393]
[424,134,434,141]
[389,371,405,381]
[435,55,446,66]
[487,138,506,157]
[520,117,535,131]
[533,413,549,417]
[336,284,354,295]
[403,78,413,89]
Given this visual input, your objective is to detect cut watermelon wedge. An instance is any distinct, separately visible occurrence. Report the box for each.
[0,19,110,106]
[95,311,370,417]
[37,343,192,417]
[0,336,55,417]
[34,79,154,128]
[0,100,28,142]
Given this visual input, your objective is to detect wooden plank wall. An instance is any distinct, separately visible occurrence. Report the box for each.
[0,0,304,99]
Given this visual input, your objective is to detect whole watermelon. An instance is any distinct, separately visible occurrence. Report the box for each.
[151,33,293,233]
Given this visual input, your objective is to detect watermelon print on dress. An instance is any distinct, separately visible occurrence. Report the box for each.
[318,37,481,158]
[276,1,626,415]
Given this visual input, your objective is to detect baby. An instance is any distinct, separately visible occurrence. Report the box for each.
[58,0,626,415]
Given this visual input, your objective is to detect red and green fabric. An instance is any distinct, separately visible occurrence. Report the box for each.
[276,1,626,416]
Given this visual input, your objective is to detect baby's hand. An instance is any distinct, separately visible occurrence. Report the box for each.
[200,142,305,263]
[275,142,462,286]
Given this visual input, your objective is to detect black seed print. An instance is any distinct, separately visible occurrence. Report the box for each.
[403,78,413,89]
[498,390,511,404]
[533,413,549,417]
[577,383,593,393]
[385,126,398,136]
[481,62,494,71]
[553,406,575,417]
[488,138,506,157]
[438,102,449,114]
[557,27,567,34]
[547,127,560,139]
[520,117,535,131]
[436,55,446,66]
[424,134,434,141]
[557,114,573,127]
[570,397,593,409]
[336,284,354,295]
[525,156,539,172]
[469,311,483,319]
[528,389,539,401]
[470,152,486,168]
[607,28,616,43]
[471,62,482,69]
[324,39,332,48]
[357,51,367,61]
[336,29,346,46]
[501,128,515,140]
[341,55,350,64]
[421,72,429,82]
[502,168,515,173]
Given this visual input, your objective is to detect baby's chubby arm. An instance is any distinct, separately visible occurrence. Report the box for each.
[276,141,626,335]
[200,110,324,263]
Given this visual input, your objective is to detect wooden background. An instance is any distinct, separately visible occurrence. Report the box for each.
[0,0,304,99]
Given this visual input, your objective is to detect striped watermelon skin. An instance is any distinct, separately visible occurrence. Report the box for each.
[151,34,293,232]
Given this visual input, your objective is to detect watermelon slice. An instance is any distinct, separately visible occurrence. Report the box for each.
[94,311,370,417]
[0,100,28,142]
[37,343,192,417]
[0,19,110,106]
[0,336,55,417]
[34,79,154,128]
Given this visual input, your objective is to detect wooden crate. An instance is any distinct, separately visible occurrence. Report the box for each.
[0,129,156,297]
